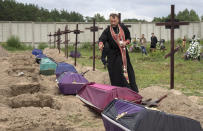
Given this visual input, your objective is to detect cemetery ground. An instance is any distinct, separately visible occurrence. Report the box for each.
[0,40,202,130]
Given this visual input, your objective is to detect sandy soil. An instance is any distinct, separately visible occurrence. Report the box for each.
[0,47,202,130]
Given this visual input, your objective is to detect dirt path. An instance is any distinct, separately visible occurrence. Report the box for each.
[0,48,202,130]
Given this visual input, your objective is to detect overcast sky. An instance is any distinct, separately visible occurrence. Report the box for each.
[15,0,203,21]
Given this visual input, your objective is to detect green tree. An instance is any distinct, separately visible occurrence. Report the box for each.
[0,0,85,22]
[68,11,84,22]
[152,9,200,22]
[85,13,106,22]
[123,18,146,22]
[189,10,200,21]
[93,13,106,22]
[177,9,190,21]
[201,15,203,21]
[50,9,60,21]
[152,16,168,22]
[60,9,70,22]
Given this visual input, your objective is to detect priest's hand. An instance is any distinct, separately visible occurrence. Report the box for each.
[122,40,130,48]
[99,42,104,50]
[121,41,127,48]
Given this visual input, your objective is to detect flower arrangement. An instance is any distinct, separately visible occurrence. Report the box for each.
[186,38,200,59]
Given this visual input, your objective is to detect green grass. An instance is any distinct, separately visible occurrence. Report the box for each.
[1,42,33,52]
[0,35,34,52]
[63,41,203,97]
[38,42,48,50]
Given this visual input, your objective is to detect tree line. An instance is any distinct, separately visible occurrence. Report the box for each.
[152,9,202,22]
[0,0,202,22]
[0,0,85,22]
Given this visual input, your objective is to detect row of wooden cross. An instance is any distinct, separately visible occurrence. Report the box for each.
[47,5,189,89]
[47,19,103,71]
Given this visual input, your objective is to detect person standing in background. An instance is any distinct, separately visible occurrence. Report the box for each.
[129,34,138,52]
[150,33,158,52]
[140,34,147,55]
[133,34,137,45]
[182,36,186,49]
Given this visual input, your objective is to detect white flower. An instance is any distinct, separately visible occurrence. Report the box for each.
[187,41,200,59]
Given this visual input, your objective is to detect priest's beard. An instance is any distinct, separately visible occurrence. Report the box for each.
[111,23,118,27]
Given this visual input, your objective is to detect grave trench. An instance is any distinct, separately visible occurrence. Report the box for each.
[10,82,41,96]
[7,61,39,82]
[6,53,62,110]
[9,54,36,67]
[8,93,61,110]
[7,71,40,82]
[9,67,36,73]
[7,65,37,77]
[10,54,34,60]
[5,65,40,97]
[8,73,61,110]
[9,59,35,66]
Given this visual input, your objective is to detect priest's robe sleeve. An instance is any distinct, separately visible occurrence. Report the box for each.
[99,28,108,46]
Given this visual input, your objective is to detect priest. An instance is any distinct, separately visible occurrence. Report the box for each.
[98,13,138,92]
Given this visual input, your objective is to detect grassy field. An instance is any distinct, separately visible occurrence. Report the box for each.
[65,41,203,97]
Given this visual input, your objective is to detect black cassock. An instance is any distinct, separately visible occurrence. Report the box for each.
[99,24,138,92]
[151,36,158,48]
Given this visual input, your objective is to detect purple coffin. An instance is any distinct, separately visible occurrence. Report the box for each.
[102,99,145,131]
[102,99,202,131]
[77,83,142,112]
[57,72,89,95]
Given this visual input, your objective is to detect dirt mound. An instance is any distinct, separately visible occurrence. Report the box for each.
[0,107,72,130]
[84,69,110,84]
[140,86,203,126]
[0,88,11,97]
[9,93,61,110]
[10,82,40,96]
[9,53,36,66]
[0,105,104,131]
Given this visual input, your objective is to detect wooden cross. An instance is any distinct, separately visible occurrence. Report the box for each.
[85,18,103,71]
[55,28,63,54]
[118,13,131,28]
[156,5,189,89]
[53,32,57,48]
[47,32,52,47]
[73,24,84,66]
[61,25,72,58]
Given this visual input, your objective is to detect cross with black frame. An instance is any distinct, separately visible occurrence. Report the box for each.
[47,32,52,47]
[156,5,189,89]
[61,25,72,58]
[85,18,103,71]
[73,24,84,66]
